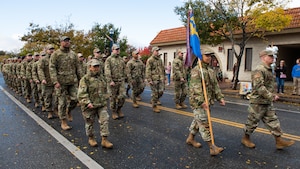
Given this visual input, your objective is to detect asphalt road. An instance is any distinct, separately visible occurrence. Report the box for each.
[0,74,299,169]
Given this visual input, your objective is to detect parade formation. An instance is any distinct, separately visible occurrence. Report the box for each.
[0,36,296,158]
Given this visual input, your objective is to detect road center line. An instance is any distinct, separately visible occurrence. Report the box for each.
[126,99,300,142]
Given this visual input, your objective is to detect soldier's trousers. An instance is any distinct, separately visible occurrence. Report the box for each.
[55,84,78,120]
[108,81,125,110]
[174,81,187,104]
[131,78,145,102]
[189,108,211,142]
[23,79,31,99]
[244,103,283,136]
[31,82,39,104]
[150,80,164,106]
[42,85,56,112]
[82,106,110,137]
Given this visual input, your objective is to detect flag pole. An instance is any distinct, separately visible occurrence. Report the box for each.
[198,59,215,145]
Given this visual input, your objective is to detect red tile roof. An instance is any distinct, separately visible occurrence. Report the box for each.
[150,7,300,45]
[150,27,186,45]
[285,7,300,29]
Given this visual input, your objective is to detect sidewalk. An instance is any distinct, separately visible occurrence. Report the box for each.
[165,81,300,104]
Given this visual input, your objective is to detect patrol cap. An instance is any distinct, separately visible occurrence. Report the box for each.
[40,51,46,56]
[87,55,93,60]
[60,36,70,41]
[152,46,160,52]
[123,56,128,59]
[33,52,40,56]
[26,53,33,57]
[102,54,108,58]
[77,53,83,58]
[259,49,274,57]
[46,44,55,50]
[89,59,100,66]
[93,48,101,53]
[132,50,139,55]
[111,44,120,50]
[177,50,184,54]
[202,49,214,55]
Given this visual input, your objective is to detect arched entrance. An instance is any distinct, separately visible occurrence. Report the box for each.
[191,53,223,82]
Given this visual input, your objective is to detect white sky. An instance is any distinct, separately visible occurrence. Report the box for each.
[0,0,299,52]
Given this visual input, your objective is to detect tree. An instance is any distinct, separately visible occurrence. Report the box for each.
[175,0,292,89]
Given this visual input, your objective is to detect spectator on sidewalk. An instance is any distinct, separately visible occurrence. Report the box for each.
[275,60,287,94]
[165,62,171,85]
[292,58,300,95]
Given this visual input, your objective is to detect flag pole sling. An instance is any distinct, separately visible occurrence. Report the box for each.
[198,59,215,145]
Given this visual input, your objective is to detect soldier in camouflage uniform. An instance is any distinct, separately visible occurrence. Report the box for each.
[38,45,57,119]
[104,44,126,120]
[21,53,33,103]
[49,36,83,130]
[187,50,225,156]
[145,46,165,113]
[172,50,188,109]
[126,50,145,108]
[92,48,105,75]
[77,59,113,148]
[77,52,87,75]
[31,52,42,108]
[16,57,23,96]
[241,49,295,149]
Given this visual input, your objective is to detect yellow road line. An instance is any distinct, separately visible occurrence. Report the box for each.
[126,99,300,141]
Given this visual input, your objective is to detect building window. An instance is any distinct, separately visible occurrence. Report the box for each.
[227,49,234,71]
[174,52,176,59]
[245,48,252,71]
[163,53,168,66]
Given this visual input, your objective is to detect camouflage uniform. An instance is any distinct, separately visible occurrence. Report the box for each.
[145,51,165,107]
[27,59,38,104]
[244,62,283,136]
[49,46,83,120]
[21,55,32,101]
[32,57,43,107]
[126,57,145,103]
[104,51,126,115]
[38,52,58,115]
[77,64,110,138]
[188,62,224,142]
[16,58,23,95]
[172,54,187,106]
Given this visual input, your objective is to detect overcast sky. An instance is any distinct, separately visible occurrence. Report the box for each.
[0,0,299,52]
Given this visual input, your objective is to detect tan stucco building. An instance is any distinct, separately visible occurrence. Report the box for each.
[150,7,300,82]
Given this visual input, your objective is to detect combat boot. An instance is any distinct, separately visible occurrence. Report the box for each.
[153,105,160,113]
[275,136,295,149]
[34,102,39,108]
[186,133,201,148]
[61,119,72,130]
[66,108,73,122]
[180,102,188,109]
[175,104,182,109]
[157,100,162,105]
[88,137,98,147]
[241,134,255,148]
[136,95,142,101]
[47,111,53,119]
[26,98,31,103]
[207,141,224,156]
[101,136,113,149]
[111,110,119,120]
[41,105,46,112]
[117,107,124,118]
[132,101,139,108]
